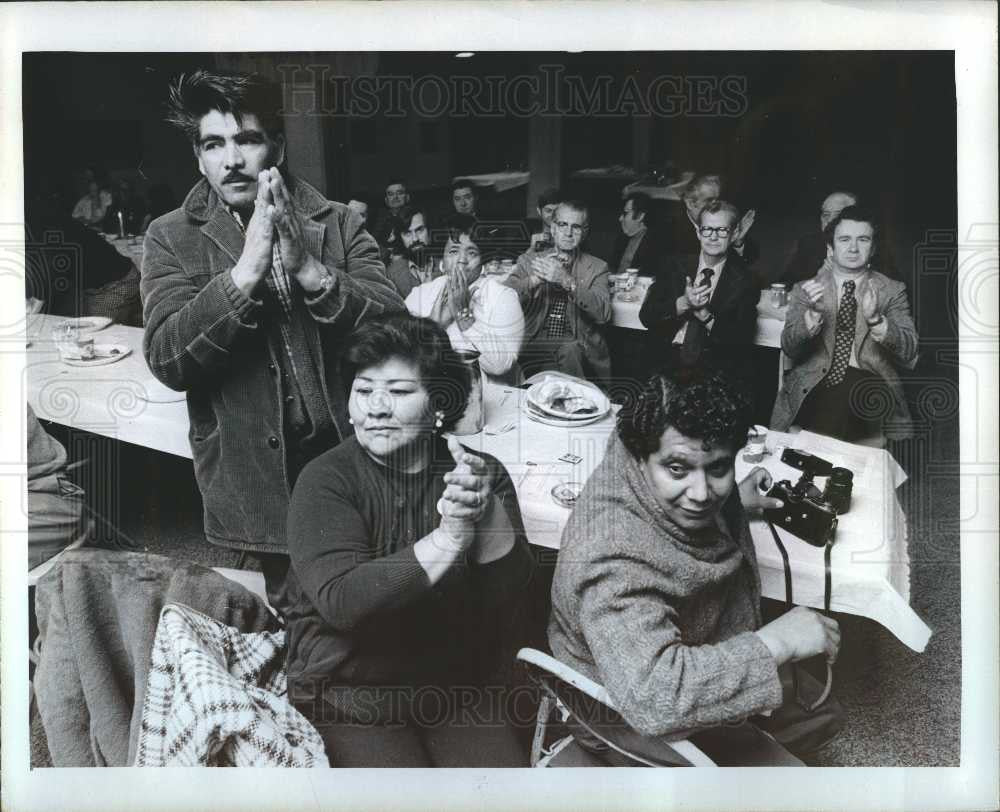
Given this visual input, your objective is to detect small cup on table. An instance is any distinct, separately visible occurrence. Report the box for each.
[742,424,768,464]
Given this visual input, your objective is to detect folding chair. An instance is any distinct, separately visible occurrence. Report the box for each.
[516,648,716,767]
[212,567,273,613]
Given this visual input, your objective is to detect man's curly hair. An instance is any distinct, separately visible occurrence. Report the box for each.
[165,70,283,146]
[617,367,753,460]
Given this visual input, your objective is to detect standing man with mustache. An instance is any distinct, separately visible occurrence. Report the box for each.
[141,71,404,614]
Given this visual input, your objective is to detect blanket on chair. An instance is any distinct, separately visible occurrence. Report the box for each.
[135,604,326,767]
[34,549,281,766]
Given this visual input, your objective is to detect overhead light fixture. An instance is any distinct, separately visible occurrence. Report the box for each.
[455,52,475,59]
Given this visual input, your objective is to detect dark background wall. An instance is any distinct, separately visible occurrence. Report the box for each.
[22,50,956,344]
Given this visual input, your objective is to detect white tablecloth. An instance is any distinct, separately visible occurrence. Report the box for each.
[610,277,786,349]
[734,430,929,652]
[455,171,530,193]
[26,314,189,457]
[23,322,929,651]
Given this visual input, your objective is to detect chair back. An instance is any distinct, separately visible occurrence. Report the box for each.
[516,648,716,767]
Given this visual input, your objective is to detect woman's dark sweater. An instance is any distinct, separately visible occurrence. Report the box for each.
[285,435,534,718]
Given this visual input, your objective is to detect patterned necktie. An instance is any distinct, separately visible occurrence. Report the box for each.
[825,280,857,386]
[679,268,716,365]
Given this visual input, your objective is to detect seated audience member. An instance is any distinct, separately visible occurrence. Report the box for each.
[405,214,524,382]
[782,191,896,285]
[346,193,371,229]
[385,206,436,298]
[71,180,112,227]
[549,368,843,766]
[667,173,758,265]
[639,199,758,374]
[451,178,478,219]
[26,194,138,323]
[27,403,93,570]
[771,206,918,443]
[611,191,665,276]
[526,187,561,249]
[371,179,410,250]
[505,200,612,387]
[285,313,535,767]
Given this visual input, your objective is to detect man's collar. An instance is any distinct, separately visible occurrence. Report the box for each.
[832,266,869,287]
[698,252,727,273]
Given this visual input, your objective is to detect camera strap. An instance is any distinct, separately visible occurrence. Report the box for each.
[766,521,835,712]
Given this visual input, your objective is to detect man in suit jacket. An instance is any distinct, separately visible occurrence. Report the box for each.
[639,199,759,375]
[505,200,612,387]
[610,192,665,277]
[771,206,918,442]
[782,191,896,286]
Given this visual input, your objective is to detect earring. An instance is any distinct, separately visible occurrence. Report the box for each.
[348,417,354,425]
[434,411,444,430]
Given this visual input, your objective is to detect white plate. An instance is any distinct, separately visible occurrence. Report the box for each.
[523,405,609,428]
[54,317,112,334]
[61,344,132,366]
[526,376,611,420]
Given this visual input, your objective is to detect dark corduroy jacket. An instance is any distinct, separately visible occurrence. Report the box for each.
[140,176,404,554]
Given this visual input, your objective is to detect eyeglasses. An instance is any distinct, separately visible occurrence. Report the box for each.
[554,221,585,235]
[699,226,732,238]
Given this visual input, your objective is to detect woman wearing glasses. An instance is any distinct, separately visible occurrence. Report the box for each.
[639,199,760,374]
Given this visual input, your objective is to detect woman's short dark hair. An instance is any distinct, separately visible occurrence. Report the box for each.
[343,313,471,431]
[165,70,283,146]
[444,212,477,244]
[617,368,753,460]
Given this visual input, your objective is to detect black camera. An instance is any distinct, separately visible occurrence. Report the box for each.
[763,450,852,547]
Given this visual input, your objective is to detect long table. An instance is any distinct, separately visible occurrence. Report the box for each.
[24,313,930,651]
[610,276,786,349]
[455,171,530,193]
[26,315,189,457]
[621,173,694,201]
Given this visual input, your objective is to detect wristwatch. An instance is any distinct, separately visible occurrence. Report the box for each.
[317,269,335,294]
[456,308,475,329]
